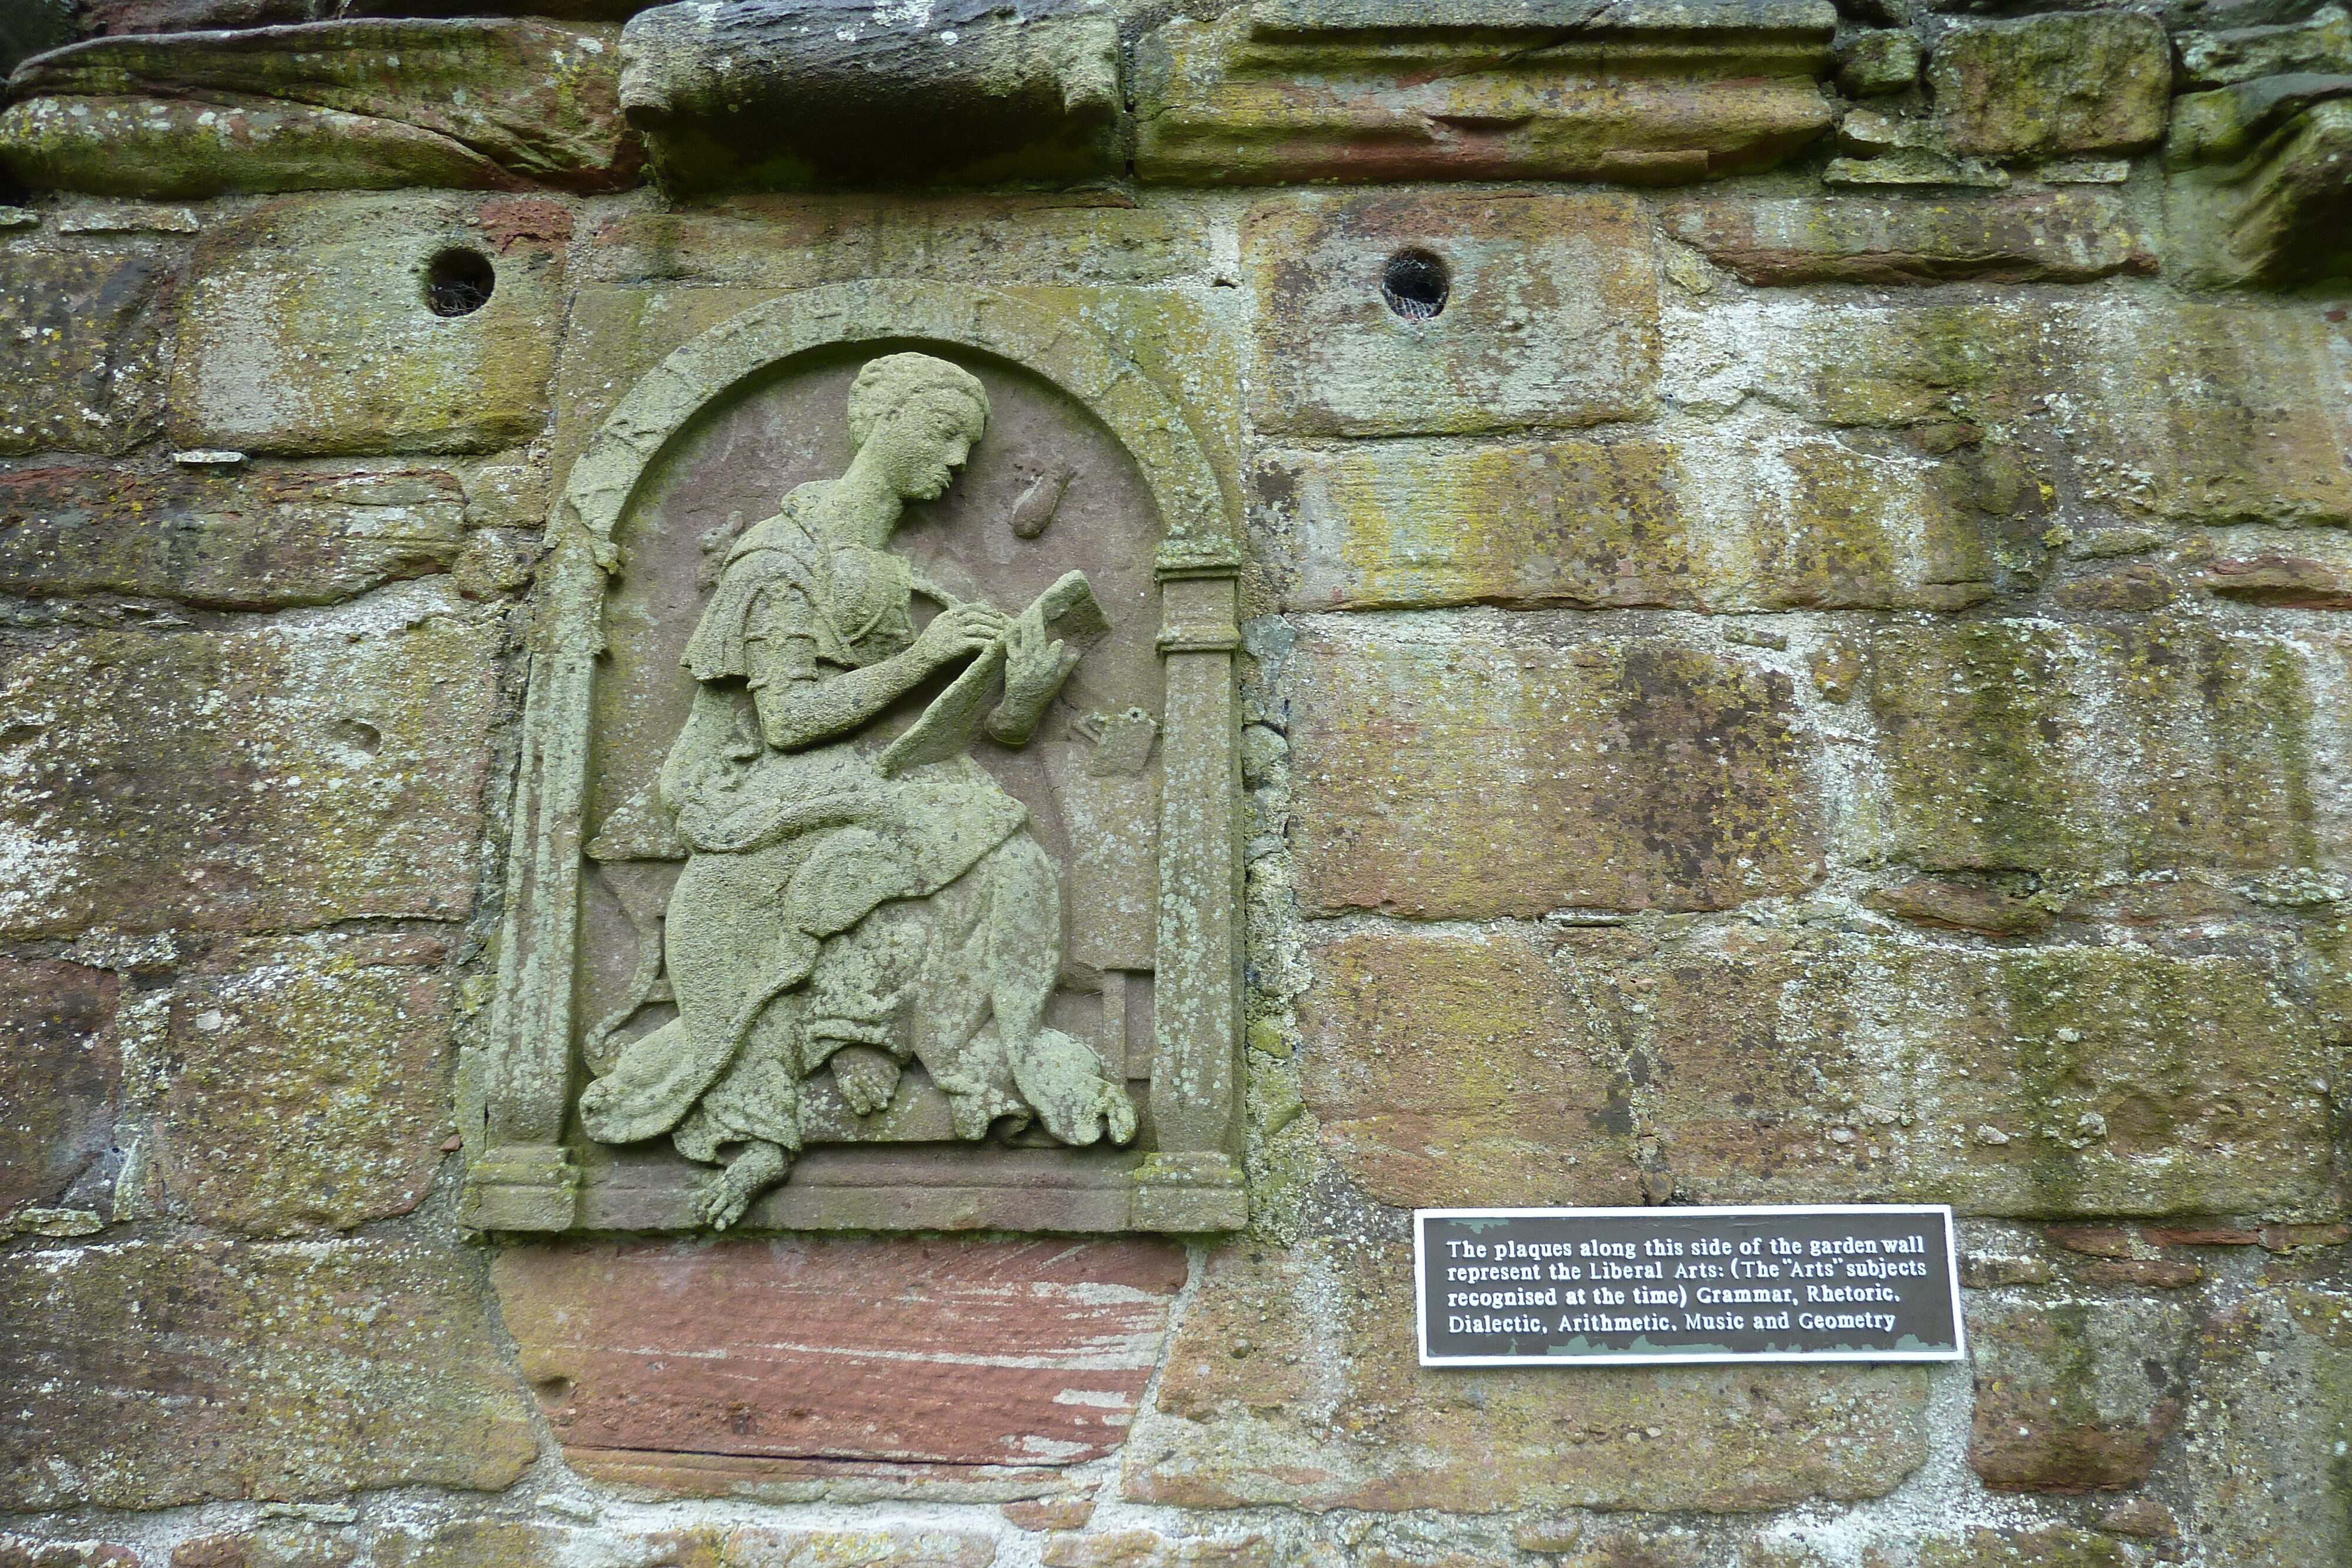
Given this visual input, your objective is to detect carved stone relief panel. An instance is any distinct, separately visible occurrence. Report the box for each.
[463,282,1245,1234]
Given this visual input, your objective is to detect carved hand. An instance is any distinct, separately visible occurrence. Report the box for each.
[988,608,1080,744]
[912,601,1010,670]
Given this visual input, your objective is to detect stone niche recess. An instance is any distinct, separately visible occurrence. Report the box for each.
[464,280,1247,1235]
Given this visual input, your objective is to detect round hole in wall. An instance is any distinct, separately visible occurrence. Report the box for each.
[423,248,496,317]
[1380,248,1449,322]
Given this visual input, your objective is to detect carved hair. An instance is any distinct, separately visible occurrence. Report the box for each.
[846,352,990,449]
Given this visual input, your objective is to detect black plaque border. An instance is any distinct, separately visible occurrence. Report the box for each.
[1413,1203,1968,1368]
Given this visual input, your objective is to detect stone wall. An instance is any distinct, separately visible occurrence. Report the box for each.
[2,0,2349,1565]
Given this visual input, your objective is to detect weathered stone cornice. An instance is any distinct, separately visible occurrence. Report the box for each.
[0,18,640,197]
[618,0,1122,193]
[1135,0,1838,187]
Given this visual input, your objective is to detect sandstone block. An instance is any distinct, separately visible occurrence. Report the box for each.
[619,0,1120,192]
[1837,29,1920,97]
[1135,5,1835,186]
[1662,192,2153,285]
[374,1521,996,1568]
[493,1236,1185,1476]
[2178,6,2352,90]
[1288,619,1825,918]
[168,195,564,457]
[153,932,454,1235]
[0,97,542,206]
[1667,296,2351,527]
[0,1236,536,1509]
[0,462,467,607]
[171,1524,356,1568]
[0,1542,137,1568]
[0,584,501,938]
[2,19,639,199]
[2167,1274,2352,1563]
[0,959,118,1219]
[1122,1241,1929,1512]
[0,250,175,457]
[1927,15,2172,159]
[2202,553,2352,609]
[2166,95,2352,289]
[574,196,1215,292]
[1244,192,1658,437]
[1631,930,2336,1219]
[1917,1530,2129,1568]
[1260,439,1694,613]
[1262,420,1992,614]
[1002,1499,1095,1532]
[1863,618,2352,885]
[1966,1292,2194,1492]
[1295,925,1643,1209]
[1040,1532,1269,1568]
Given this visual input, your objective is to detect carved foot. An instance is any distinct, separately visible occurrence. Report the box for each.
[1016,1028,1141,1146]
[693,1140,790,1231]
[831,1045,902,1116]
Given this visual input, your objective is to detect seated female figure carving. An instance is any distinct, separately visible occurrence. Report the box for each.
[579,352,1138,1228]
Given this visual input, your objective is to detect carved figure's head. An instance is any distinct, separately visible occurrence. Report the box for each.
[847,352,991,503]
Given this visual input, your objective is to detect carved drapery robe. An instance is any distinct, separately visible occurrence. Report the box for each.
[579,484,1124,1159]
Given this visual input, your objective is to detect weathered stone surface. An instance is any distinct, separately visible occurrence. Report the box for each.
[0,959,118,1219]
[1665,295,2352,527]
[1121,1241,1929,1512]
[1261,420,1992,613]
[2179,6,2352,91]
[153,932,453,1235]
[0,1541,138,1568]
[373,1520,995,1568]
[2202,553,2352,608]
[0,250,176,458]
[1837,29,1919,97]
[1967,1291,2194,1492]
[1917,1530,2129,1568]
[1632,928,2336,1219]
[171,1523,356,1568]
[1662,192,2153,285]
[494,1237,1185,1471]
[1244,192,1658,437]
[1288,619,1825,918]
[1863,618,2352,885]
[3,20,639,199]
[1041,1532,1268,1568]
[0,583,501,938]
[1927,15,2171,160]
[1001,1499,1095,1533]
[0,462,467,606]
[82,0,652,32]
[1866,878,2051,937]
[169,195,563,457]
[0,97,538,204]
[2166,1272,2352,1563]
[1261,437,1693,613]
[0,1236,536,1509]
[1135,4,1835,186]
[1297,920,2335,1219]
[620,0,1120,192]
[1295,925,1643,1209]
[2166,93,2352,289]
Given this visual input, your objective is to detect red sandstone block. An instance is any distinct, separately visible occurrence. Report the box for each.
[494,1236,1186,1471]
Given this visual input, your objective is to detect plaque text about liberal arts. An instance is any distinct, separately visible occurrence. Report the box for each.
[1415,1205,1966,1367]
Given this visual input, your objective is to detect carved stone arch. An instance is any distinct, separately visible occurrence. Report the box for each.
[466,280,1247,1235]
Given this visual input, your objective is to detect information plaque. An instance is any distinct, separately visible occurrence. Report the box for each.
[1415,1204,1966,1366]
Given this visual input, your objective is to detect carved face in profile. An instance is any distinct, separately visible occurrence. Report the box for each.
[856,377,991,504]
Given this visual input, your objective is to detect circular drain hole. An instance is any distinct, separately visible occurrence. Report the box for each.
[1380,248,1450,322]
[424,248,496,317]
